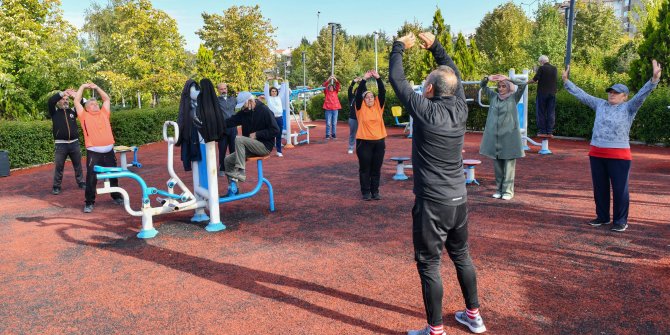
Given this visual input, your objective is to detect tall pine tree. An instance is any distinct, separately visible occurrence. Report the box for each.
[452,32,476,80]
[629,0,670,89]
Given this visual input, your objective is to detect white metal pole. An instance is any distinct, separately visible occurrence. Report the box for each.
[374,31,378,72]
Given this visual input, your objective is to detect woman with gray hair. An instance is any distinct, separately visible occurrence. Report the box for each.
[479,74,527,200]
[562,59,661,232]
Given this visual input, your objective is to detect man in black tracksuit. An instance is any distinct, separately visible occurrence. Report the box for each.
[47,89,85,195]
[389,33,486,335]
[222,92,279,182]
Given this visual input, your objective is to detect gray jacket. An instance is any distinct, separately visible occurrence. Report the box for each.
[564,80,657,148]
[479,78,527,160]
[217,95,237,119]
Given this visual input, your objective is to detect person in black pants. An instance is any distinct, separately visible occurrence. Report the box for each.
[354,70,387,201]
[217,83,238,175]
[47,89,85,195]
[389,32,486,335]
[528,55,558,137]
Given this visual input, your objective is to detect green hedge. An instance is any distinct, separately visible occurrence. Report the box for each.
[0,105,178,169]
[305,82,669,146]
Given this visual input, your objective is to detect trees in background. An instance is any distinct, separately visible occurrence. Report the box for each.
[0,0,82,119]
[475,3,533,74]
[629,0,670,89]
[1,1,668,121]
[83,0,187,107]
[524,1,566,70]
[197,5,276,91]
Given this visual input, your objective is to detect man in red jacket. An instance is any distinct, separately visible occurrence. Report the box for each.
[322,75,342,139]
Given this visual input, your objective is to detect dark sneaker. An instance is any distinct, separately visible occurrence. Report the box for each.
[52,187,61,195]
[372,193,382,200]
[113,198,124,205]
[362,193,371,201]
[587,219,610,227]
[610,223,628,232]
[78,182,86,189]
[455,310,487,333]
[331,134,337,139]
[83,204,94,213]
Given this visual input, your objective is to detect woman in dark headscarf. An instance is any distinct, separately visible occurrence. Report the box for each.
[177,79,200,171]
[479,74,527,200]
[196,78,227,143]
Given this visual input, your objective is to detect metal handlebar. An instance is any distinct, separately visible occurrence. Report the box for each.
[477,88,489,107]
[163,121,179,142]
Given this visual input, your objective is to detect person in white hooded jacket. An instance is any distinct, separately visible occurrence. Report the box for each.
[264,81,286,157]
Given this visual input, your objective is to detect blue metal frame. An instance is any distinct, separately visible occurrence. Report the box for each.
[94,166,151,204]
[219,159,275,212]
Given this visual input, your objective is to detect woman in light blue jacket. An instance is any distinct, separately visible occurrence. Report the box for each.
[563,60,661,232]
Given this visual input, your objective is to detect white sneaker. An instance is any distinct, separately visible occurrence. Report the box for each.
[502,194,513,200]
[277,152,283,157]
[347,149,353,154]
[455,310,487,333]
[492,193,502,199]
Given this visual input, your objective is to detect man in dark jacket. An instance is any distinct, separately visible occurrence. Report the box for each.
[216,83,238,174]
[389,32,486,335]
[529,55,558,137]
[222,92,279,182]
[47,89,85,195]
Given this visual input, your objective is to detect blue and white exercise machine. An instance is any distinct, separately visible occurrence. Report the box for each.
[94,121,224,238]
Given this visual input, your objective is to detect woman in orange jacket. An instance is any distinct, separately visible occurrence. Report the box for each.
[354,70,387,200]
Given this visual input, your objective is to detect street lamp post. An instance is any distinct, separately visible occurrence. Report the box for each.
[302,50,307,121]
[316,11,321,39]
[563,0,576,72]
[328,22,340,84]
[373,31,379,72]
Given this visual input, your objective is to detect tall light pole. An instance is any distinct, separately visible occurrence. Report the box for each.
[373,31,379,72]
[563,0,576,71]
[328,22,340,84]
[316,11,321,39]
[302,50,307,120]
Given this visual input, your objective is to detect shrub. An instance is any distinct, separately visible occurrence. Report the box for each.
[0,105,179,169]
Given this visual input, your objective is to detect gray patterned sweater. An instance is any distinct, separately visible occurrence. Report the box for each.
[564,80,657,148]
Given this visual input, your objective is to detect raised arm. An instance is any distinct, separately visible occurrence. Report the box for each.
[355,74,370,111]
[480,77,496,99]
[90,83,111,113]
[73,84,88,116]
[373,72,386,109]
[47,91,65,118]
[263,82,270,99]
[419,32,465,101]
[511,78,528,103]
[389,34,420,109]
[627,59,662,114]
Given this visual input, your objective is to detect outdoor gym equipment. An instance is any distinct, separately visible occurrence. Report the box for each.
[390,156,411,181]
[113,145,142,170]
[94,121,224,239]
[219,156,275,212]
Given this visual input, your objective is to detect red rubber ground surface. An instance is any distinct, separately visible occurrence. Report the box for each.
[1,121,668,335]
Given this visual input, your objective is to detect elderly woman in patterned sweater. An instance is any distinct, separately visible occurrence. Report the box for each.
[563,60,662,232]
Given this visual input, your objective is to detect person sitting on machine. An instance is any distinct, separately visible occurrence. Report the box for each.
[222,92,279,183]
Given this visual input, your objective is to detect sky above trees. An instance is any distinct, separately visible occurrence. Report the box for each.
[59,0,535,51]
